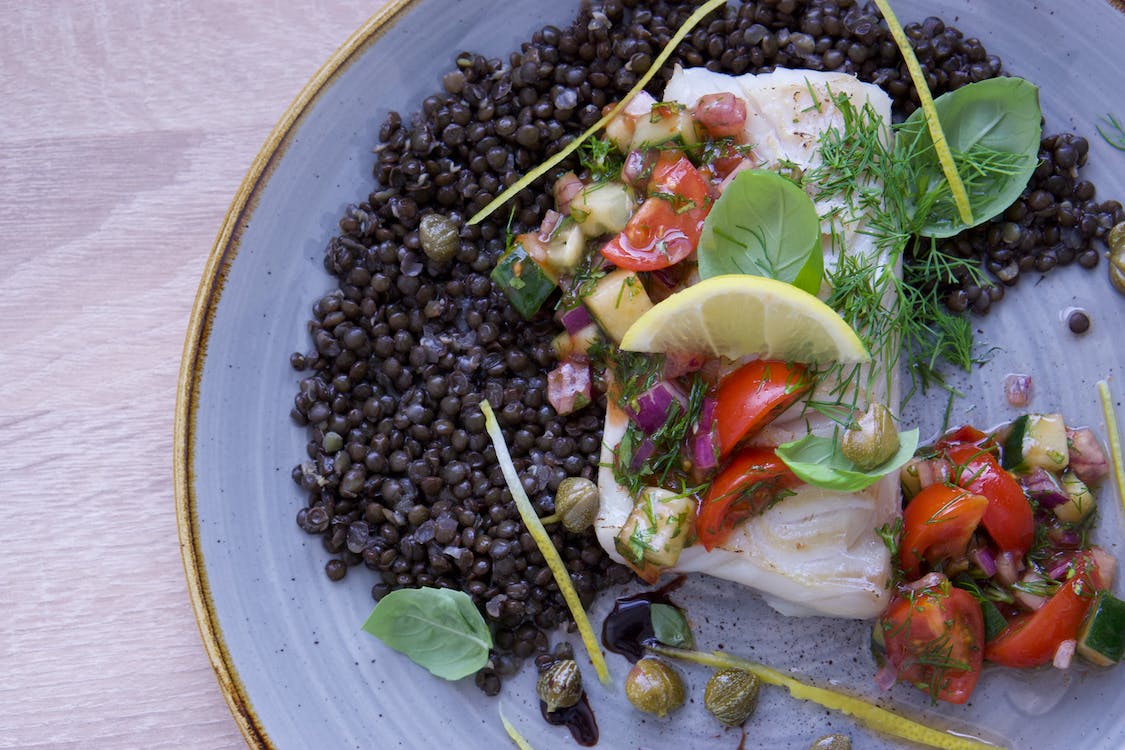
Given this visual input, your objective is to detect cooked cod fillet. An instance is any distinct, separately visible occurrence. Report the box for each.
[595,67,898,619]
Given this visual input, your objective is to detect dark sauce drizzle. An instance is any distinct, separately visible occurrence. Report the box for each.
[540,694,598,747]
[601,575,688,662]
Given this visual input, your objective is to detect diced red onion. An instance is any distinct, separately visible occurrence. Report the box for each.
[1020,467,1069,508]
[1047,555,1076,581]
[627,381,688,434]
[1013,572,1048,611]
[903,572,946,592]
[1067,427,1109,485]
[557,304,594,335]
[718,158,756,194]
[874,661,898,692]
[553,174,584,216]
[1004,373,1032,407]
[915,458,952,490]
[971,547,998,577]
[689,396,719,473]
[630,436,657,472]
[547,359,592,416]
[995,551,1020,586]
[621,148,658,190]
[692,92,748,138]
[538,209,564,242]
[1047,526,1082,548]
[663,352,706,380]
[1053,639,1076,670]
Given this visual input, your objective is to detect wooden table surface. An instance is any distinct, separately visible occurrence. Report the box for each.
[0,3,388,747]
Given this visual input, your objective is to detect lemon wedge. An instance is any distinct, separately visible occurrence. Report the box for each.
[619,274,869,364]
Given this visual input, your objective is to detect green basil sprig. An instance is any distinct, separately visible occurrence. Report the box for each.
[776,428,920,492]
[899,77,1042,238]
[362,587,492,680]
[650,602,694,649]
[697,169,823,295]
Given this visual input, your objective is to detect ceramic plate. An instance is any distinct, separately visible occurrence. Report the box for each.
[175,1,1125,747]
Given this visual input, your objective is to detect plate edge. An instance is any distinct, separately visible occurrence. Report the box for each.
[172,1,417,746]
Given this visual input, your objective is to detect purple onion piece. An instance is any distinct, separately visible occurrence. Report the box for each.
[627,380,688,434]
[663,352,706,380]
[547,358,591,416]
[1020,467,1069,508]
[1004,373,1032,407]
[690,428,718,472]
[874,662,898,692]
[630,436,657,472]
[1048,557,1075,580]
[995,551,1021,586]
[1067,427,1109,485]
[557,304,594,334]
[971,547,998,577]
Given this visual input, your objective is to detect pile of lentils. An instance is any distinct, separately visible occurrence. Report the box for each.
[289,0,1123,692]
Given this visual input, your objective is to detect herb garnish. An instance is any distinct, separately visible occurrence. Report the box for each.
[580,136,625,182]
[1097,112,1125,152]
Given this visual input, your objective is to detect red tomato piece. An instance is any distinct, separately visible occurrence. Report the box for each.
[715,360,812,459]
[880,577,984,704]
[696,446,800,551]
[899,484,989,579]
[692,92,748,138]
[946,443,1034,559]
[600,152,712,272]
[986,552,1102,668]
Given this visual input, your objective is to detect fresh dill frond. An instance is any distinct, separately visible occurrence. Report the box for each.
[1097,112,1125,152]
[580,136,625,182]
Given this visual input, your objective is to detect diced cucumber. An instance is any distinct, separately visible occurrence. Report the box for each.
[551,323,601,360]
[1054,470,1097,523]
[899,458,923,499]
[614,487,694,569]
[630,101,699,150]
[571,182,634,238]
[583,268,653,342]
[547,223,587,274]
[490,241,556,319]
[605,90,656,152]
[1003,413,1069,473]
[1078,591,1125,666]
[980,599,1008,642]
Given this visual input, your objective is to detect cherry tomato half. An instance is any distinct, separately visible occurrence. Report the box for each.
[600,152,711,271]
[715,360,812,460]
[880,576,984,704]
[899,484,989,579]
[945,443,1034,559]
[985,551,1102,668]
[696,446,800,551]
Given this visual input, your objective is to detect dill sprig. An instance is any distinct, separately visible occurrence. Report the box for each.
[806,92,998,400]
[1097,112,1125,152]
[580,136,625,182]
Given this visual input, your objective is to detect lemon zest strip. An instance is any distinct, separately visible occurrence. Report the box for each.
[482,400,610,684]
[648,644,1003,750]
[1098,379,1125,518]
[499,707,536,750]
[873,0,973,226]
[467,0,728,226]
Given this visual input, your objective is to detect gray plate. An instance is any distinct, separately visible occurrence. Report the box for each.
[175,1,1125,747]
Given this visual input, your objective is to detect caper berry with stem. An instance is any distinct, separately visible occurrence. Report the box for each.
[841,402,900,470]
[704,668,760,727]
[544,476,599,532]
[809,734,851,750]
[625,657,685,718]
[418,213,460,261]
[537,658,583,712]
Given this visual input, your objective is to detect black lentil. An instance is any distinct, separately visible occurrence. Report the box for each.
[291,0,1122,690]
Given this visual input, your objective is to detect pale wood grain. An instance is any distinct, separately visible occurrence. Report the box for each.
[0,2,388,747]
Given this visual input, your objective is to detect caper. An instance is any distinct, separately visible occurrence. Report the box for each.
[1108,222,1125,296]
[704,668,760,727]
[624,657,685,718]
[809,733,851,750]
[553,476,599,532]
[536,659,583,712]
[841,402,900,471]
[418,213,460,261]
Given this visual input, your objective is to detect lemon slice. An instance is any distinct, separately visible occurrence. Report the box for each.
[619,274,870,364]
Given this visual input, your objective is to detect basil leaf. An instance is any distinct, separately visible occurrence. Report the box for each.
[362,587,492,680]
[650,602,693,648]
[697,169,823,294]
[898,77,1042,238]
[776,428,920,492]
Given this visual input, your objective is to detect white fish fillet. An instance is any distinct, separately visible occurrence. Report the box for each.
[595,67,899,619]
